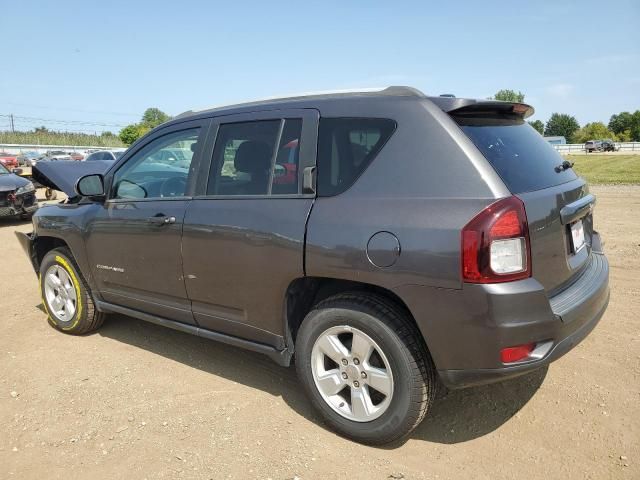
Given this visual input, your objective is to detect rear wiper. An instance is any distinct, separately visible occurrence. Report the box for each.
[554,160,574,172]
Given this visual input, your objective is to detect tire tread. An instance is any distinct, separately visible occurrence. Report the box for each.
[308,291,436,444]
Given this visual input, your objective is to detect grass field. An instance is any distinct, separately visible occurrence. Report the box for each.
[565,154,640,185]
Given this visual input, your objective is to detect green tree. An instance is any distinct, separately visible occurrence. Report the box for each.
[631,111,640,142]
[572,122,616,144]
[544,113,580,142]
[616,129,632,142]
[141,107,170,128]
[119,124,143,145]
[608,110,640,141]
[608,112,633,135]
[528,119,544,135]
[492,89,525,102]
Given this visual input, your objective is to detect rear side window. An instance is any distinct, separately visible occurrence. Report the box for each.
[317,118,396,196]
[455,116,578,193]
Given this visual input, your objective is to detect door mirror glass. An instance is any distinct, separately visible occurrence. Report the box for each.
[76,174,105,197]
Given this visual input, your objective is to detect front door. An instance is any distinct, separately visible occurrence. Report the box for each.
[181,109,318,348]
[85,120,208,324]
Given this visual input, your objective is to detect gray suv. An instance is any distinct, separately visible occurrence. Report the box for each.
[17,87,609,444]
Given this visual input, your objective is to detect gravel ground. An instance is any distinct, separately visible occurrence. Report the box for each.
[1,185,638,480]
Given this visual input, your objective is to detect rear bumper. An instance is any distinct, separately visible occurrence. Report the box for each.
[395,243,609,389]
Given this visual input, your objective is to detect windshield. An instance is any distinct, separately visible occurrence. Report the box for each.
[0,163,9,174]
[455,116,578,193]
[114,151,124,159]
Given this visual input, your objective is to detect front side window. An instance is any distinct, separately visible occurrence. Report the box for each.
[112,128,200,200]
[208,118,302,196]
[317,118,396,196]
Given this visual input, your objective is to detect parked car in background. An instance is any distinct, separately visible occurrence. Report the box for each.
[601,139,618,152]
[16,151,42,167]
[0,163,38,218]
[42,150,72,161]
[18,86,610,444]
[584,140,602,153]
[0,152,19,169]
[69,152,84,161]
[84,150,125,162]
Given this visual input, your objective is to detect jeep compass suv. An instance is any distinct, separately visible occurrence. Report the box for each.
[17,87,609,444]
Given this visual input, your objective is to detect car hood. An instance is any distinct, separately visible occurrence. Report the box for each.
[33,160,113,197]
[0,173,29,192]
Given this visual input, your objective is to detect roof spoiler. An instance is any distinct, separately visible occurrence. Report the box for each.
[428,97,535,119]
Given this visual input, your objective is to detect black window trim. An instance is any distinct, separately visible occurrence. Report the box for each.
[194,108,319,200]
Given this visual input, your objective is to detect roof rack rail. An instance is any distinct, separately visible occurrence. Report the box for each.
[175,86,427,118]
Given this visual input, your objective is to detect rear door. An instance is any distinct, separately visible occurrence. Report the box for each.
[181,109,318,348]
[454,113,594,294]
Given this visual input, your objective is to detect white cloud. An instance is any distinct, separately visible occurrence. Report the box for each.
[546,83,574,98]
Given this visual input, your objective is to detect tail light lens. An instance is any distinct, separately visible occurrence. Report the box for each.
[462,196,531,283]
[501,343,535,363]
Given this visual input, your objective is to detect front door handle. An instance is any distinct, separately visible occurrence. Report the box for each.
[148,215,176,225]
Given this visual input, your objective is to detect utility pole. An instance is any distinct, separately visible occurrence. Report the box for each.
[10,114,15,133]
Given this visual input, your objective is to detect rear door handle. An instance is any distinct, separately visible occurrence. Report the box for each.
[148,215,176,225]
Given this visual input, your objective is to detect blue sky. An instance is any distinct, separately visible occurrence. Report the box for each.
[1,0,638,133]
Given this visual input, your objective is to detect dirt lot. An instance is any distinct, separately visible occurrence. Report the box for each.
[1,186,638,480]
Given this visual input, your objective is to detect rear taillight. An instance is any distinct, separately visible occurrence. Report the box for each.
[462,196,531,283]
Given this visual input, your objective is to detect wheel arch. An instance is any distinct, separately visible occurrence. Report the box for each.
[283,276,432,361]
[33,235,70,271]
[32,234,99,294]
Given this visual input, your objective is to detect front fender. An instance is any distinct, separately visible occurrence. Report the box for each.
[28,203,101,293]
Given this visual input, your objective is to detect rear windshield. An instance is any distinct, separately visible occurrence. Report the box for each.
[455,116,578,193]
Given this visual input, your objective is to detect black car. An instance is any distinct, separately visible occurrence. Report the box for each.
[0,164,38,219]
[16,87,609,444]
[601,139,618,152]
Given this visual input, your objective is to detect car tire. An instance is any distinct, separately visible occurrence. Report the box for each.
[295,292,436,445]
[39,247,105,335]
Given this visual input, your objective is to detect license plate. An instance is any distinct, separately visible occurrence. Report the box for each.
[570,220,586,253]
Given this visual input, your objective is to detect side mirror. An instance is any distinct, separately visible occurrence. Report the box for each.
[12,168,23,175]
[76,174,105,198]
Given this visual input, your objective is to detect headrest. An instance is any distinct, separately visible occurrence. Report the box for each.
[234,141,272,173]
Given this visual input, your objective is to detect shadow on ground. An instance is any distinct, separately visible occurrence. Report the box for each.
[0,216,33,227]
[96,313,546,446]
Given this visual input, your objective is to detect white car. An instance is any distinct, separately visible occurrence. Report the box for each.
[43,150,72,161]
[84,150,126,162]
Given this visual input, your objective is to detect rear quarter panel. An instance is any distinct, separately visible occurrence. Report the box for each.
[306,98,508,291]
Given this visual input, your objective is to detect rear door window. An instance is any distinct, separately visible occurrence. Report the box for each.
[455,116,578,193]
[208,118,303,196]
[317,118,396,196]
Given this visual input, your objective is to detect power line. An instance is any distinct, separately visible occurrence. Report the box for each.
[1,101,139,118]
[0,113,127,128]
